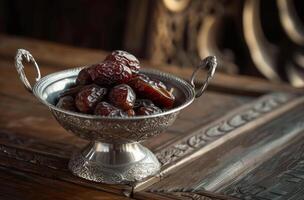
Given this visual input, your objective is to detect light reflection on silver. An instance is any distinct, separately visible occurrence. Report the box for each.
[14,49,217,184]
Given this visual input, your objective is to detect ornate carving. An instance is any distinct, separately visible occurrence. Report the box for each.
[69,146,160,184]
[148,0,238,74]
[150,188,232,200]
[243,0,304,87]
[16,49,208,184]
[52,110,178,143]
[160,192,214,200]
[148,0,304,86]
[15,49,41,92]
[32,65,192,144]
[223,141,304,199]
[156,93,293,166]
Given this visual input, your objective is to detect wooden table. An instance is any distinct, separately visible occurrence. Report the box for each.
[0,34,304,200]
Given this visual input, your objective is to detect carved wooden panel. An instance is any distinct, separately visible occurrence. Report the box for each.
[140,94,304,199]
[146,0,240,74]
[155,93,292,167]
[217,98,304,199]
[222,137,304,199]
[145,0,304,87]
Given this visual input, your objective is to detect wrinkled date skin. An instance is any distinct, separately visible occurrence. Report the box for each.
[76,68,92,85]
[94,101,125,117]
[87,60,132,86]
[128,75,175,109]
[105,50,140,74]
[109,84,136,111]
[56,50,176,116]
[75,84,107,113]
[56,96,77,111]
[152,78,167,90]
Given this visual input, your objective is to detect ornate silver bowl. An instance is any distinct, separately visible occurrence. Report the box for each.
[14,49,217,184]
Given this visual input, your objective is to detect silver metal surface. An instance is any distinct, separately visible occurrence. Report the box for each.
[69,142,160,183]
[14,49,217,184]
[190,56,217,98]
[15,49,41,92]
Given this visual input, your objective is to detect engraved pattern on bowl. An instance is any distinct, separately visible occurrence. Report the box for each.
[52,110,178,143]
[32,67,195,143]
[14,49,216,184]
[68,146,161,183]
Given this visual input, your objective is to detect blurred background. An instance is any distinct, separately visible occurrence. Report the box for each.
[0,0,304,86]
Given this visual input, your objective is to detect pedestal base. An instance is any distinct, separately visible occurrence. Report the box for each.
[68,142,160,184]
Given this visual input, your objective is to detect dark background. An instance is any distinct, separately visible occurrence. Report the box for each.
[0,0,303,83]
[0,0,132,51]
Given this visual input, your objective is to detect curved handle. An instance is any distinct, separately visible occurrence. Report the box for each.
[190,56,217,98]
[15,49,41,93]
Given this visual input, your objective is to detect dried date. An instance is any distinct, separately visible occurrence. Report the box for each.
[105,50,140,74]
[108,84,136,111]
[128,76,175,109]
[75,84,107,113]
[87,60,132,86]
[94,102,125,117]
[76,68,92,85]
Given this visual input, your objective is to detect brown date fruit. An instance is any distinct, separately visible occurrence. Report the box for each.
[75,84,107,113]
[138,74,167,90]
[56,96,76,111]
[108,84,136,111]
[87,60,132,86]
[136,105,162,116]
[152,79,167,90]
[105,50,140,74]
[131,73,167,92]
[76,68,92,85]
[94,102,125,117]
[135,73,150,81]
[128,76,175,109]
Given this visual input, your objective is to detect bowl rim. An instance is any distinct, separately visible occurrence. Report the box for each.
[33,67,195,120]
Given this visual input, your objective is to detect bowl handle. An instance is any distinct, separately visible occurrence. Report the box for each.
[190,56,217,98]
[15,49,41,93]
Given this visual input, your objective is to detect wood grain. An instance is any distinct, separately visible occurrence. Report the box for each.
[135,93,300,192]
[221,129,304,199]
[0,167,131,200]
[0,34,108,68]
[0,166,130,200]
[0,59,247,197]
[134,191,221,200]
[1,34,304,199]
[0,37,249,198]
[144,98,304,200]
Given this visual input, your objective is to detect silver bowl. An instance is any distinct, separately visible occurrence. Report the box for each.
[14,49,217,184]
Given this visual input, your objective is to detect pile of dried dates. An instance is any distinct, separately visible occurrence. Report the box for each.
[56,50,175,117]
